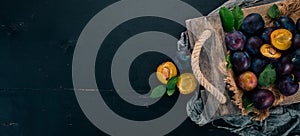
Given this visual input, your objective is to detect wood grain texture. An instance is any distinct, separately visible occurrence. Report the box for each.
[187,12,240,118]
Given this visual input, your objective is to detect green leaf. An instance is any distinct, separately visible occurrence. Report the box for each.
[242,94,254,111]
[258,64,276,86]
[219,7,235,32]
[167,89,176,96]
[167,76,178,90]
[150,85,166,98]
[226,54,232,69]
[232,5,244,30]
[166,76,178,96]
[268,4,280,19]
[245,103,254,111]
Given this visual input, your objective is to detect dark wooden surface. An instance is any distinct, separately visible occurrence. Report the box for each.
[0,0,241,135]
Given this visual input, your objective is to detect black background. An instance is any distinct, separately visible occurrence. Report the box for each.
[0,0,238,135]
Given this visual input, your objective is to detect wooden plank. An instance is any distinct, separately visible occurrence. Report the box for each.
[187,13,241,118]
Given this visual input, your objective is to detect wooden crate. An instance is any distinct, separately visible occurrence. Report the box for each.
[186,2,300,117]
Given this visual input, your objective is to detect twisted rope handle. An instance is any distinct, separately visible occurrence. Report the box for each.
[191,30,227,104]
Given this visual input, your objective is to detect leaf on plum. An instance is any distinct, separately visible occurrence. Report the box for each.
[258,64,276,86]
[232,5,244,30]
[268,4,280,19]
[242,94,253,111]
[219,7,235,32]
[226,54,232,69]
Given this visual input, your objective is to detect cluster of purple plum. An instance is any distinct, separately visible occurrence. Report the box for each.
[226,13,300,110]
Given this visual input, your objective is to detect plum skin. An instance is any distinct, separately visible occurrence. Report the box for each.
[277,76,299,96]
[241,13,265,35]
[276,63,294,76]
[293,69,300,82]
[291,34,300,50]
[292,49,300,69]
[231,51,251,73]
[237,71,257,91]
[261,27,275,43]
[245,36,263,55]
[276,55,294,76]
[251,57,268,75]
[225,31,246,51]
[274,16,296,33]
[297,18,300,32]
[251,89,275,110]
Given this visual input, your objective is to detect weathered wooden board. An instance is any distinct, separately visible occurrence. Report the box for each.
[186,2,300,118]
